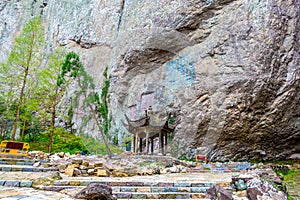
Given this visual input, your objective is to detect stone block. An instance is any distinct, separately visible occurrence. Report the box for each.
[174,182,191,187]
[164,187,178,192]
[112,187,120,192]
[2,166,12,172]
[146,193,160,199]
[43,163,51,168]
[160,193,189,199]
[109,182,125,186]
[158,182,173,187]
[58,164,67,172]
[33,168,43,172]
[151,187,165,192]
[20,180,33,187]
[16,161,25,165]
[82,160,89,167]
[6,161,16,165]
[79,165,88,170]
[121,187,136,192]
[191,187,207,193]
[74,168,81,176]
[96,169,108,177]
[94,161,103,168]
[190,193,206,199]
[69,163,79,168]
[126,181,144,186]
[72,158,83,165]
[88,163,95,169]
[70,181,80,186]
[54,180,70,186]
[178,187,190,192]
[136,187,151,192]
[5,180,20,187]
[12,167,22,171]
[131,193,147,199]
[65,165,75,177]
[79,181,88,186]
[22,167,33,172]
[116,192,131,198]
[87,169,95,175]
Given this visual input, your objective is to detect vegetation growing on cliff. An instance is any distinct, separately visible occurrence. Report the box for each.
[0,16,45,141]
[0,17,117,156]
[58,52,113,157]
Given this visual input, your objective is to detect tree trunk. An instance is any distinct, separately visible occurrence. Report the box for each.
[0,117,4,139]
[48,86,58,153]
[88,104,112,158]
[77,76,112,158]
[11,66,29,140]
[20,119,26,141]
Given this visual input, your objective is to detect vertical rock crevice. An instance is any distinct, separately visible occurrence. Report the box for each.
[117,0,125,31]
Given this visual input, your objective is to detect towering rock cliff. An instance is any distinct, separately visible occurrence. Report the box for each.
[0,0,299,161]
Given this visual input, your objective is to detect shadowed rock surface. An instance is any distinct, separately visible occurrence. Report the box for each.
[0,0,299,161]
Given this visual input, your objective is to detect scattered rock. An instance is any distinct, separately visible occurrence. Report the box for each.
[65,165,75,177]
[72,158,83,165]
[235,179,247,191]
[57,152,65,158]
[96,169,108,177]
[247,178,287,200]
[75,183,116,200]
[33,162,40,167]
[289,154,300,159]
[205,185,234,200]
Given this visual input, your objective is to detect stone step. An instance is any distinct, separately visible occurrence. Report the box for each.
[0,180,233,200]
[53,180,217,188]
[41,186,210,200]
[187,169,233,173]
[114,192,207,199]
[113,186,209,193]
[0,180,33,187]
[0,158,48,166]
[1,180,232,192]
[117,199,210,200]
[188,162,251,173]
[0,164,58,172]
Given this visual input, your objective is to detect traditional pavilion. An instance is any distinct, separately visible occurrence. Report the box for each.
[124,106,177,155]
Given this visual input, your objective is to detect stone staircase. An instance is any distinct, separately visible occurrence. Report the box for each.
[0,157,241,199]
[39,179,230,199]
[0,157,57,173]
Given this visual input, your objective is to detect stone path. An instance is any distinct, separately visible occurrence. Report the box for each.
[0,171,238,199]
[0,156,254,199]
[0,187,74,200]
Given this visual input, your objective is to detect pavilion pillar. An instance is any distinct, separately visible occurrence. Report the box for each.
[134,134,138,153]
[161,131,165,155]
[139,137,143,153]
[159,131,162,154]
[151,138,154,154]
[164,132,168,155]
[145,132,149,154]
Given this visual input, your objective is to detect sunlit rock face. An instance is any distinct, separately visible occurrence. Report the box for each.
[1,0,299,161]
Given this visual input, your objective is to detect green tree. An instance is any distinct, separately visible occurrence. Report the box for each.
[58,52,112,158]
[37,48,68,152]
[2,16,45,140]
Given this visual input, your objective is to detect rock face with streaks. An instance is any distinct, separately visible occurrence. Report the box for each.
[0,0,299,161]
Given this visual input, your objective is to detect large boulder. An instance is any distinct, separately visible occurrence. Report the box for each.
[247,178,287,200]
[75,183,116,200]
